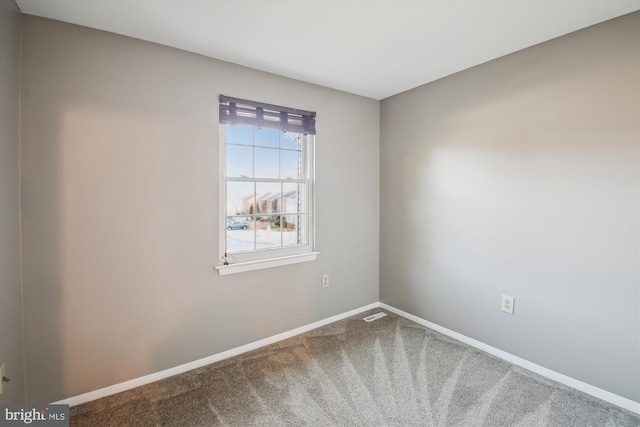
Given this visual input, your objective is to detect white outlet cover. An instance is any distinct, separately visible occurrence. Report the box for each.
[501,295,515,314]
[321,274,329,288]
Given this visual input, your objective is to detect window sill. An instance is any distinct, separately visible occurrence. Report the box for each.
[215,252,319,276]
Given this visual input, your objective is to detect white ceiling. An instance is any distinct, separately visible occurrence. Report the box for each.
[15,0,640,100]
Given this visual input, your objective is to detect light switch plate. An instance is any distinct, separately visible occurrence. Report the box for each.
[0,363,5,395]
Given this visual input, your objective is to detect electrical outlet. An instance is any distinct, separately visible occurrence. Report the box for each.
[0,363,5,395]
[501,295,515,314]
[322,274,329,288]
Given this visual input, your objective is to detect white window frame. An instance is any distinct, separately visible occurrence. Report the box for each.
[216,125,318,275]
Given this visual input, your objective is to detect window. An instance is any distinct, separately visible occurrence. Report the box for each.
[217,96,318,274]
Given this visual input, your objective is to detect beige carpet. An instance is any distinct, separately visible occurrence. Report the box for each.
[71,309,640,426]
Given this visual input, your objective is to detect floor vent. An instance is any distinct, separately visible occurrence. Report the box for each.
[363,312,388,322]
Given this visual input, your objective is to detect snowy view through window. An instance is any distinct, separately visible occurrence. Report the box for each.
[225,125,307,253]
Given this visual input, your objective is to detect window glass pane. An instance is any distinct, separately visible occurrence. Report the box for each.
[254,147,279,178]
[254,128,279,148]
[282,182,303,214]
[227,145,253,178]
[227,125,253,145]
[256,182,281,214]
[283,214,305,246]
[227,218,255,253]
[227,182,254,216]
[255,215,282,250]
[281,133,301,150]
[222,124,312,260]
[280,149,301,179]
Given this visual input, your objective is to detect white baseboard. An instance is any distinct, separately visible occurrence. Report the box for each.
[53,302,380,407]
[55,300,639,415]
[380,302,640,415]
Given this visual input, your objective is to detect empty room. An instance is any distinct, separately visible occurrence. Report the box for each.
[1,0,638,425]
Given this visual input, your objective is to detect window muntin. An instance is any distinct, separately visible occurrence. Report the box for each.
[221,125,313,263]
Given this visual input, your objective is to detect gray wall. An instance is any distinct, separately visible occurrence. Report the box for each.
[20,16,379,403]
[0,0,26,404]
[380,12,639,402]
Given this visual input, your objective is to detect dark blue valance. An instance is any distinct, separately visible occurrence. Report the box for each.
[219,95,316,135]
